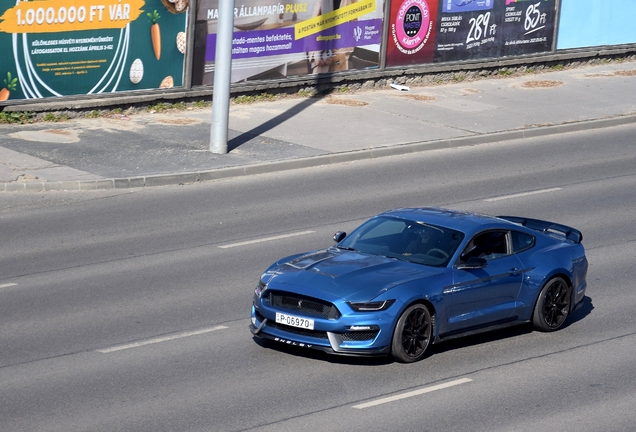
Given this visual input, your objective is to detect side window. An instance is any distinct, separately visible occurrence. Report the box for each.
[460,231,509,262]
[511,231,535,253]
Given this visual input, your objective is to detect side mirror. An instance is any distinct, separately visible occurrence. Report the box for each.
[456,257,487,270]
[333,231,346,242]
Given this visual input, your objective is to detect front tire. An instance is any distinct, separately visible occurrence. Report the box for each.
[533,277,571,332]
[391,304,432,363]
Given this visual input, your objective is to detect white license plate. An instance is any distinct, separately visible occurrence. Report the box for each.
[275,312,314,330]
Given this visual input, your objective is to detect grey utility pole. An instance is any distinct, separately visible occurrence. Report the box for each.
[210,0,235,154]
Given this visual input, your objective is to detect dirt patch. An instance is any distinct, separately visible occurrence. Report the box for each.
[403,94,436,101]
[10,129,80,143]
[521,123,556,128]
[14,174,40,182]
[584,70,636,78]
[521,80,563,88]
[461,88,481,94]
[156,118,200,125]
[325,98,369,107]
[614,69,636,76]
[45,129,73,136]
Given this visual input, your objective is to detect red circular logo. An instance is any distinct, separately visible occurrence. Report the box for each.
[393,0,431,54]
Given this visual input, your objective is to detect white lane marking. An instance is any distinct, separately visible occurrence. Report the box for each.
[97,326,228,353]
[0,283,17,289]
[218,230,315,249]
[485,187,563,202]
[352,378,473,409]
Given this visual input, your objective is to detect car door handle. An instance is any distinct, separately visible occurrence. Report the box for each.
[508,268,523,276]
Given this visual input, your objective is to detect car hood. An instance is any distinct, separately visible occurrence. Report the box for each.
[267,248,443,302]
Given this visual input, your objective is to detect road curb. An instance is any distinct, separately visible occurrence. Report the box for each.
[2,114,635,192]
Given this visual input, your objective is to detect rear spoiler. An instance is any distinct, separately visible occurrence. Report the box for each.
[498,216,583,244]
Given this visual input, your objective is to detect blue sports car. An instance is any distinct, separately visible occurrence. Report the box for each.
[249,208,588,362]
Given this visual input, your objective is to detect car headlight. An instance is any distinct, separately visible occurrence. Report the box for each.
[347,300,395,312]
[254,279,266,299]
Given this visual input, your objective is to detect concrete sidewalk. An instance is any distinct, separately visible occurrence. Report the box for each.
[1,60,635,191]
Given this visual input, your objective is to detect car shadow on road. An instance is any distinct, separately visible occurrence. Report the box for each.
[431,324,535,357]
[563,295,594,329]
[251,337,394,366]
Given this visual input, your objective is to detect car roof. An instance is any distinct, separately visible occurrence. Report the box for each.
[378,207,517,236]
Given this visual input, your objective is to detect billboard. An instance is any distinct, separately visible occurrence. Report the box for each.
[191,0,384,85]
[0,0,188,102]
[386,0,556,67]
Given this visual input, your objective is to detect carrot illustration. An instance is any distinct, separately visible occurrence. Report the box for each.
[0,72,18,101]
[148,10,161,60]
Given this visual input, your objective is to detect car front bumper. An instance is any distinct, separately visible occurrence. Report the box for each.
[250,304,392,357]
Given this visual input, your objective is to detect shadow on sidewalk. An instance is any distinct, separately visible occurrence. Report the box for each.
[227,91,327,152]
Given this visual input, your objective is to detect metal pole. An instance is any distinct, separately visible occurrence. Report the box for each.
[210,0,235,154]
[182,0,197,90]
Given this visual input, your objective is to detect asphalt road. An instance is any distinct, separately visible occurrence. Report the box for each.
[1,123,636,431]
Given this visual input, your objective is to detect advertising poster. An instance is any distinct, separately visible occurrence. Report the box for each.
[192,0,384,86]
[0,0,188,103]
[385,0,438,67]
[435,0,555,63]
[499,0,554,56]
[387,0,555,68]
[434,0,501,62]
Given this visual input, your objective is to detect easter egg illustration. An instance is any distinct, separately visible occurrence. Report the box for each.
[159,76,174,89]
[177,32,186,54]
[129,58,144,84]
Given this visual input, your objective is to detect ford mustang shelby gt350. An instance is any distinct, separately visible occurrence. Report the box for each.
[249,208,588,363]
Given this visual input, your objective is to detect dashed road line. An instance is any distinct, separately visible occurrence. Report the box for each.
[0,283,17,289]
[352,378,473,409]
[485,187,563,202]
[218,230,315,249]
[97,325,228,353]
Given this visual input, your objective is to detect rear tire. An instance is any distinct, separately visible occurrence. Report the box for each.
[532,277,570,332]
[391,304,432,363]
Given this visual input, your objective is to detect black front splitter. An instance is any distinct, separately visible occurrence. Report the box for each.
[249,323,390,357]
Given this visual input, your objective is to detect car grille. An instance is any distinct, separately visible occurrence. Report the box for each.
[266,321,329,339]
[268,291,341,319]
[340,332,379,342]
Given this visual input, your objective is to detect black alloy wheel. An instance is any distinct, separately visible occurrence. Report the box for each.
[391,303,432,363]
[533,276,571,332]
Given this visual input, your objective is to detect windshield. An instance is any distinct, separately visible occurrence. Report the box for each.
[338,216,464,267]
